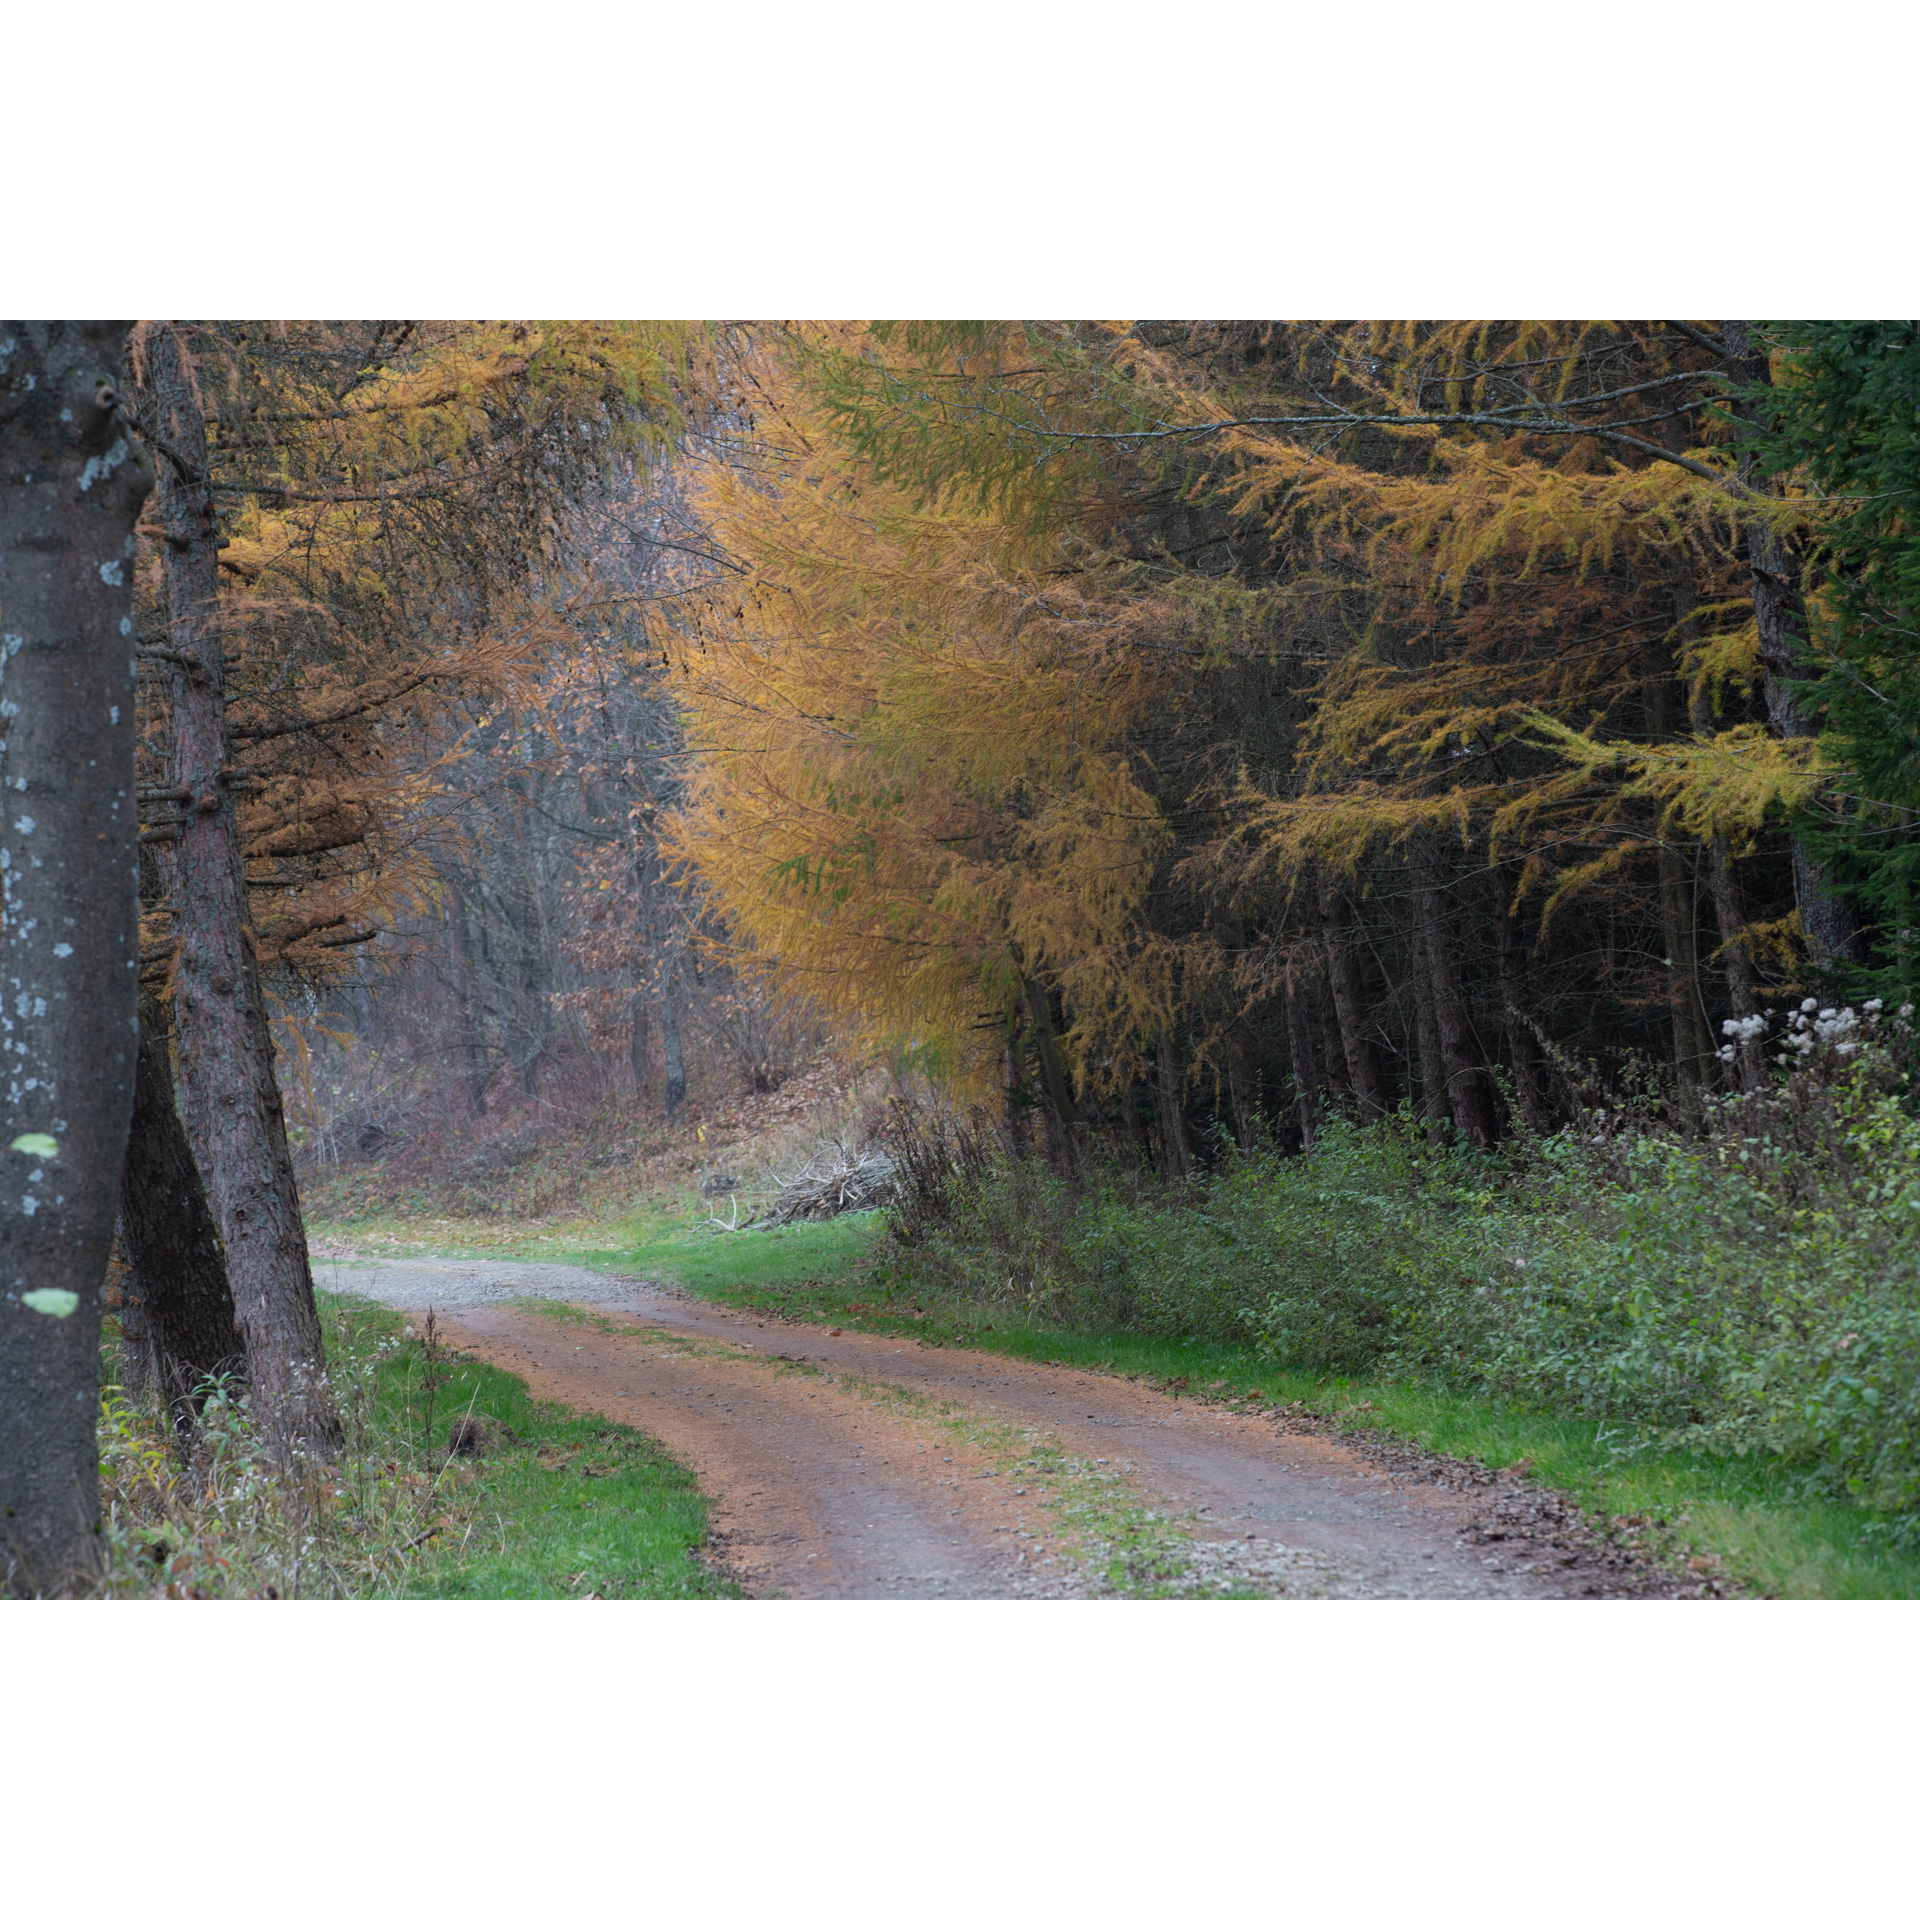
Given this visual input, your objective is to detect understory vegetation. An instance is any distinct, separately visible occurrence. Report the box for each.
[96,1294,730,1599]
[870,1009,1920,1564]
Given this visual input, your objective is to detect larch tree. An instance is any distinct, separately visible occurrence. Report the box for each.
[125,321,688,1456]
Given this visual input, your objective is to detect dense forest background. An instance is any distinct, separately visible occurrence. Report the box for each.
[265,322,1920,1181]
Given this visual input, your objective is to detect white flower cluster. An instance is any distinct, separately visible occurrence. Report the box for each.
[1716,997,1910,1068]
[1717,1012,1768,1063]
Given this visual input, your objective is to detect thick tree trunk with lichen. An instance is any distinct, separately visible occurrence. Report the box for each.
[136,323,339,1463]
[117,988,244,1432]
[0,321,153,1594]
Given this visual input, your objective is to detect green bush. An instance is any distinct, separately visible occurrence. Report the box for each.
[888,1004,1920,1523]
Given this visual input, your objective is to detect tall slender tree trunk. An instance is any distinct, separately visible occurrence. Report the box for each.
[658,950,687,1119]
[137,323,339,1464]
[1001,1028,1033,1161]
[1224,1031,1258,1152]
[1152,1027,1191,1181]
[1491,866,1555,1133]
[1704,828,1765,1092]
[0,321,153,1593]
[628,990,651,1101]
[1318,879,1386,1119]
[1723,319,1861,970]
[1411,929,1448,1149]
[117,989,243,1433]
[1283,960,1319,1150]
[1684,662,1767,1091]
[1417,845,1500,1148]
[1023,976,1079,1168]
[1656,845,1714,1098]
[444,890,490,1115]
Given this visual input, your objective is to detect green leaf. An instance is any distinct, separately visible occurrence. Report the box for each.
[21,1288,79,1318]
[9,1133,58,1159]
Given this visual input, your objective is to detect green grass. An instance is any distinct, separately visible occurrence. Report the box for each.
[309,1207,1920,1598]
[318,1291,737,1599]
[554,1215,1920,1599]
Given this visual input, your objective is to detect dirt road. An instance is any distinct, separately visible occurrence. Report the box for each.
[315,1254,1686,1600]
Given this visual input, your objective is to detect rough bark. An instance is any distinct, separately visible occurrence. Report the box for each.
[0,321,153,1593]
[1318,880,1386,1119]
[136,323,339,1463]
[117,989,244,1431]
[1416,846,1500,1148]
[1722,320,1862,970]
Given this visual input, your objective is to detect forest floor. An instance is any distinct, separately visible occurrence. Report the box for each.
[312,1242,1698,1600]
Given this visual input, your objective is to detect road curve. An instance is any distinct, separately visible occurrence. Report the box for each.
[315,1254,1683,1600]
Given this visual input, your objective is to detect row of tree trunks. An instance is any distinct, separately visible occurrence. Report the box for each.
[0,321,153,1594]
[138,323,339,1465]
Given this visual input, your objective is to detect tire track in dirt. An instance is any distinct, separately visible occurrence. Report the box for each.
[315,1254,1691,1600]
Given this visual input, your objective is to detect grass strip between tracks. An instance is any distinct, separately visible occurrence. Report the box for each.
[521,1300,1245,1597]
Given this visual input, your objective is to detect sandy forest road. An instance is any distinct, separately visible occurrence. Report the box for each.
[315,1254,1688,1600]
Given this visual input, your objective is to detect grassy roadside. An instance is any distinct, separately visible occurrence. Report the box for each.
[587,1215,1920,1599]
[319,1293,737,1599]
[306,1203,1920,1597]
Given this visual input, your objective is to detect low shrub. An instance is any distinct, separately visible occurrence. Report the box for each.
[885,1002,1920,1526]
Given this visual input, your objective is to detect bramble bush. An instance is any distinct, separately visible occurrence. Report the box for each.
[884,1002,1920,1528]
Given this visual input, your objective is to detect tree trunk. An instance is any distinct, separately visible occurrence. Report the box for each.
[444,890,490,1116]
[1686,664,1767,1092]
[117,989,244,1433]
[1492,866,1556,1133]
[1656,845,1714,1097]
[1283,960,1319,1149]
[1001,1031,1032,1161]
[658,953,686,1119]
[628,990,651,1101]
[0,321,153,1594]
[1417,846,1500,1148]
[1152,1027,1192,1182]
[1023,975,1079,1167]
[1705,829,1766,1092]
[1722,320,1862,970]
[1411,928,1448,1149]
[1318,880,1386,1119]
[137,323,339,1464]
[1224,1031,1258,1152]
